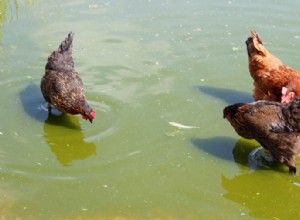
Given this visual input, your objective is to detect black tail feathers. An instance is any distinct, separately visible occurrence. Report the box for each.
[58,32,74,53]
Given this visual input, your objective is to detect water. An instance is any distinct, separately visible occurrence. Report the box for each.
[1,0,300,219]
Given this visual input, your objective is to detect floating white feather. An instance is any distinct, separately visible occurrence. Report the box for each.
[168,121,199,129]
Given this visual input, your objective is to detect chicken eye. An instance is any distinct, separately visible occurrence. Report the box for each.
[258,51,264,56]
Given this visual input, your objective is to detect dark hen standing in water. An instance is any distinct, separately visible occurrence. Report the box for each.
[223,98,300,174]
[41,32,95,123]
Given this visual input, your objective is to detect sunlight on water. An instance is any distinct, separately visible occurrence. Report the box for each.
[1,0,300,219]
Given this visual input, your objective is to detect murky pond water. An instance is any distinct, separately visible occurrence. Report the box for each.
[1,0,300,219]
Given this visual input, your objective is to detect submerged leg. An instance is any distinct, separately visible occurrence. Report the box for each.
[270,151,297,174]
[289,166,297,174]
[286,157,297,174]
[48,103,52,114]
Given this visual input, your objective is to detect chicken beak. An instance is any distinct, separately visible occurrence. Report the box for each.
[223,108,228,119]
[245,38,253,58]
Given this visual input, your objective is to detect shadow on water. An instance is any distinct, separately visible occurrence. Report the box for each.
[196,85,253,104]
[191,136,282,171]
[20,83,96,166]
[44,113,97,167]
[19,83,48,122]
[191,136,237,162]
[192,136,300,218]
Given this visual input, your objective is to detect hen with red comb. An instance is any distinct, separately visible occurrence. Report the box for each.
[41,32,95,123]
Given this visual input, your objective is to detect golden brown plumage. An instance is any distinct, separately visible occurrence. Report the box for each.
[223,98,300,173]
[246,30,300,103]
[41,32,95,123]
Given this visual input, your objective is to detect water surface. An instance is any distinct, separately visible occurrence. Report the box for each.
[1,0,300,219]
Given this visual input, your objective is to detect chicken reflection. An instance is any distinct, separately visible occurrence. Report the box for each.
[222,171,300,219]
[43,113,96,166]
[20,83,96,166]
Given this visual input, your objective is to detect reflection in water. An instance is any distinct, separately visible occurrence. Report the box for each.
[0,0,37,43]
[212,138,300,218]
[233,138,285,172]
[232,138,262,169]
[20,84,96,166]
[44,113,96,166]
[0,1,7,44]
[196,85,253,104]
[192,136,280,171]
[222,172,300,218]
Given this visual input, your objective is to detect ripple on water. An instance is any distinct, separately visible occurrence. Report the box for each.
[82,99,120,143]
[1,82,121,179]
[248,147,273,170]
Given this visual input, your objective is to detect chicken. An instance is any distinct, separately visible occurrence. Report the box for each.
[246,30,300,103]
[41,32,95,123]
[223,98,300,173]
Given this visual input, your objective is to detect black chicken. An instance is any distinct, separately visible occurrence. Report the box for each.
[41,32,95,123]
[223,98,300,173]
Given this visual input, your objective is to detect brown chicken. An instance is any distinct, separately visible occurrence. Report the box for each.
[41,32,95,123]
[223,98,300,173]
[246,30,300,103]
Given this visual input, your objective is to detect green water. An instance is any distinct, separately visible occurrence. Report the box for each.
[1,0,300,219]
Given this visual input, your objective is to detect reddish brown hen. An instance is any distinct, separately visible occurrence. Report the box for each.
[246,30,300,103]
[41,32,95,123]
[223,98,300,173]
